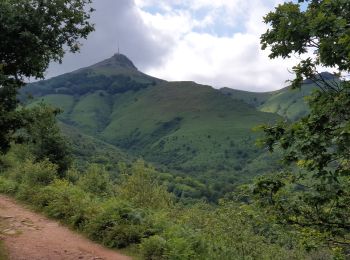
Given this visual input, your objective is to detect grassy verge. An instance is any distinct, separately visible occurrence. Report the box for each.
[0,218,9,260]
[0,158,327,260]
[0,241,8,260]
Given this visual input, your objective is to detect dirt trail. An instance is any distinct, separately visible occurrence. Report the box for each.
[0,195,131,260]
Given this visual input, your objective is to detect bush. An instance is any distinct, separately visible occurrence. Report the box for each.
[65,168,80,184]
[117,160,173,209]
[162,225,205,260]
[0,144,33,172]
[15,183,40,202]
[85,198,154,248]
[140,235,167,260]
[77,164,114,197]
[7,159,57,186]
[0,158,59,204]
[0,176,18,194]
[33,180,96,229]
[139,221,206,260]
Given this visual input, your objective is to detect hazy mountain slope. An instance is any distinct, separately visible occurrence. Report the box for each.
[259,73,337,120]
[221,72,336,121]
[220,88,273,107]
[221,84,312,121]
[258,86,312,121]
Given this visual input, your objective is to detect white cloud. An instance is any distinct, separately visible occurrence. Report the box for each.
[146,32,296,91]
[139,9,192,37]
[47,0,300,91]
[47,0,171,78]
[134,0,295,91]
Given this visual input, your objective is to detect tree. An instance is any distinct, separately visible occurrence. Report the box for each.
[255,0,350,251]
[0,0,94,153]
[117,160,174,209]
[261,0,350,90]
[21,104,72,176]
[77,164,113,197]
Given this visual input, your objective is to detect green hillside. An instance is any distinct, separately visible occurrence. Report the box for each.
[101,81,280,174]
[24,54,282,186]
[258,86,313,121]
[220,87,273,107]
[221,84,312,121]
[221,73,336,121]
[59,122,132,172]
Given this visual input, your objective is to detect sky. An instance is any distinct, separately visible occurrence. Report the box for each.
[47,0,300,92]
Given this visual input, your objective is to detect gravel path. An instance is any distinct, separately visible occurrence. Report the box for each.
[0,195,131,260]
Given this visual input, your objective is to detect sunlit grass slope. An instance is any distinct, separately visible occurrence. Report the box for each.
[221,84,314,121]
[221,73,336,121]
[101,81,280,175]
[258,86,313,121]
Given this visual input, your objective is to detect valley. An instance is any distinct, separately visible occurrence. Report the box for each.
[23,54,311,200]
[1,0,348,258]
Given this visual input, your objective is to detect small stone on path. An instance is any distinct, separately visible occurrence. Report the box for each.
[3,228,17,235]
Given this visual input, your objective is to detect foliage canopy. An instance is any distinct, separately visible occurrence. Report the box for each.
[257,0,350,251]
[261,0,350,89]
[0,0,94,153]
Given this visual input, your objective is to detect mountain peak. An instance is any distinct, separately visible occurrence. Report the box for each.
[303,71,336,84]
[90,53,138,70]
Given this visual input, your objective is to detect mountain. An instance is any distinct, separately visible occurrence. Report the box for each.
[24,54,162,98]
[258,86,312,120]
[24,54,285,190]
[221,72,336,121]
[59,122,132,173]
[220,86,311,121]
[219,88,273,108]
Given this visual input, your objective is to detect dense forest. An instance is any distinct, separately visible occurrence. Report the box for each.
[0,0,349,259]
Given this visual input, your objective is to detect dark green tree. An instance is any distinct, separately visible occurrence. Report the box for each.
[0,0,94,153]
[255,0,350,250]
[21,104,72,177]
[261,0,349,90]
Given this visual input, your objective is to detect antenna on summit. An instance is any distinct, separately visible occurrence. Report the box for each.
[117,40,120,55]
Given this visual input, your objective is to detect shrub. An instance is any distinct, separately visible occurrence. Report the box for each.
[162,225,205,260]
[0,176,18,194]
[117,160,174,209]
[139,218,207,260]
[33,180,96,229]
[77,164,114,197]
[0,144,33,172]
[85,198,154,248]
[15,183,39,202]
[65,167,80,184]
[7,159,57,186]
[140,235,167,260]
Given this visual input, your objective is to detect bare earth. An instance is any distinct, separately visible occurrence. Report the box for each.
[0,195,131,260]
